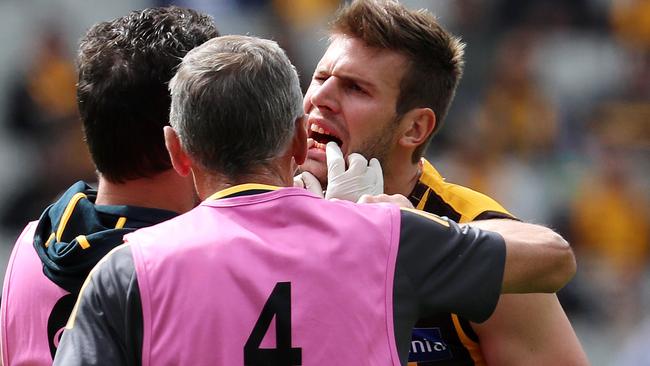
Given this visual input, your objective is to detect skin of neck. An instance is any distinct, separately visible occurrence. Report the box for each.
[95,168,198,213]
[192,156,297,201]
[382,146,422,198]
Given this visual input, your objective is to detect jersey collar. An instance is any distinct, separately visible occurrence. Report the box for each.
[206,183,282,201]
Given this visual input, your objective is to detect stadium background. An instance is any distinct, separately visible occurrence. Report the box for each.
[0,0,647,364]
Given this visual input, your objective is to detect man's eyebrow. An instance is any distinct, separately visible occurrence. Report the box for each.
[334,70,376,88]
[312,67,378,91]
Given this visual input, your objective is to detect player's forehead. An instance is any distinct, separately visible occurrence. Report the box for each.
[316,35,406,90]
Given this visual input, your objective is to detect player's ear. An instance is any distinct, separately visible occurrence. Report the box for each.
[397,108,436,150]
[291,115,308,165]
[164,126,193,177]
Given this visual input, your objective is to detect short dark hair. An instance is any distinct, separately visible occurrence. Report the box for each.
[331,0,465,162]
[169,36,303,179]
[77,6,219,182]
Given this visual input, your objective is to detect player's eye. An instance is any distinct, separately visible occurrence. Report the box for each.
[313,74,328,83]
[346,81,367,95]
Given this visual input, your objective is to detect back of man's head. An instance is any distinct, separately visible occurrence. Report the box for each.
[169,35,303,180]
[331,0,465,161]
[77,6,219,183]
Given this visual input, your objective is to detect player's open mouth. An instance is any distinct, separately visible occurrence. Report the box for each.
[308,122,343,151]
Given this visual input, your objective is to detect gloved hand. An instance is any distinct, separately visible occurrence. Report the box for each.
[324,142,383,202]
[293,171,324,197]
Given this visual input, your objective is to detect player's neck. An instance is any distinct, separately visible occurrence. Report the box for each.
[383,158,422,197]
[95,170,197,213]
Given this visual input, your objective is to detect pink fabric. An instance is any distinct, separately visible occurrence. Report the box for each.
[127,187,402,366]
[1,222,69,366]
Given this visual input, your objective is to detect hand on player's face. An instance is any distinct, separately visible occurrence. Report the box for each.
[294,142,383,202]
[293,170,323,197]
[323,142,383,202]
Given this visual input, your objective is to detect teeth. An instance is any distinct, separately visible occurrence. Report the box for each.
[307,138,326,151]
[308,122,341,151]
[309,122,333,137]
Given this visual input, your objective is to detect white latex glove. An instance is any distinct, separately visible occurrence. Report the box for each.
[324,141,383,202]
[293,171,324,198]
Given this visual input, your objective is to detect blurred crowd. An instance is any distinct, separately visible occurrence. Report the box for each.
[0,0,647,365]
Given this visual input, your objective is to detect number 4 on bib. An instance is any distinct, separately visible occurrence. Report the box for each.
[244,282,303,365]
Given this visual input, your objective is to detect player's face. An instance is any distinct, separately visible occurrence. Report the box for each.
[301,35,408,186]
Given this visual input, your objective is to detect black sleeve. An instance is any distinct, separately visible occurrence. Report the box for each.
[474,210,520,221]
[53,245,143,366]
[394,208,506,323]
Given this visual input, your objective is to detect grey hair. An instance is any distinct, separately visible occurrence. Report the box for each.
[169,35,303,178]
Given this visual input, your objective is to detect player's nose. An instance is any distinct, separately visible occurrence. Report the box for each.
[307,78,340,114]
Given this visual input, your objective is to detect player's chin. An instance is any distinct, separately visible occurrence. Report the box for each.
[299,158,328,186]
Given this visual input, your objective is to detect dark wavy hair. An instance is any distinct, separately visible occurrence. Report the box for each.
[77,6,219,182]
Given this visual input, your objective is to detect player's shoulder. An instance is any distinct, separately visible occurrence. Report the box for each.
[418,159,515,221]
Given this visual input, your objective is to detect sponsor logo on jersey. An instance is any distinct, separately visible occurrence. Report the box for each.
[408,328,452,362]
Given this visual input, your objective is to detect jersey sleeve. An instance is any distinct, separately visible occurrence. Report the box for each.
[53,245,143,366]
[396,208,506,324]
